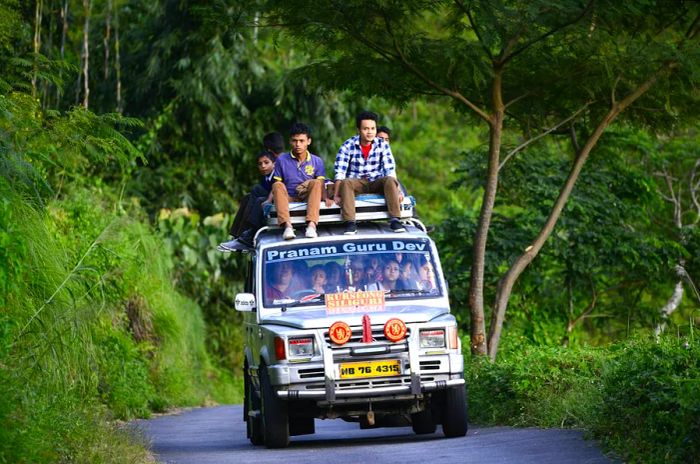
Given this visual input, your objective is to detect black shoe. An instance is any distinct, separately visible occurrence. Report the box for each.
[344,221,357,235]
[390,219,406,233]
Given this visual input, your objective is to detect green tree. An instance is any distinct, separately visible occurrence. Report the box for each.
[441,131,686,345]
[264,0,700,358]
[645,130,700,335]
[115,0,354,216]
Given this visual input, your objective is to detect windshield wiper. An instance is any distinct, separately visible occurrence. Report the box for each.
[280,293,325,311]
[386,289,434,296]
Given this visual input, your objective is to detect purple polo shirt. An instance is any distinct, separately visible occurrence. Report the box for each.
[272,151,327,197]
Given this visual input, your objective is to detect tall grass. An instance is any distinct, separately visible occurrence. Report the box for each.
[0,181,239,463]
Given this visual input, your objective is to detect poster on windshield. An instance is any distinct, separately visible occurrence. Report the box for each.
[325,290,385,314]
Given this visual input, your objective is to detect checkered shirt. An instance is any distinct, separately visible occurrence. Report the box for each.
[334,135,396,181]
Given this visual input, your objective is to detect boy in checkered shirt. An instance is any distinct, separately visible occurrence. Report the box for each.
[332,111,405,235]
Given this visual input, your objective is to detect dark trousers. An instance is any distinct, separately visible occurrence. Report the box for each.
[229,184,268,237]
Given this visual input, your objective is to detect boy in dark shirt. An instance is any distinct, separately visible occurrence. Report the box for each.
[219,150,277,250]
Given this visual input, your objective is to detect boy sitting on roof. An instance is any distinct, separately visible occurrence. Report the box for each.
[272,123,332,240]
[333,111,405,235]
[218,133,283,251]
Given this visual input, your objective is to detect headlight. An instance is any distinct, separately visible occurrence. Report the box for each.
[420,329,445,348]
[288,337,314,357]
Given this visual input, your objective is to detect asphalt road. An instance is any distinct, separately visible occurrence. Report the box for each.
[132,405,613,464]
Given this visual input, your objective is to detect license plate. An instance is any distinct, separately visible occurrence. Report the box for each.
[338,359,402,379]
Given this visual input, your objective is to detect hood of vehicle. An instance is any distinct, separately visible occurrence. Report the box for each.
[261,303,451,329]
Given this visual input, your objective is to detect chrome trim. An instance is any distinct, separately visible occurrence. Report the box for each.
[408,333,421,395]
[323,343,336,402]
[276,378,464,399]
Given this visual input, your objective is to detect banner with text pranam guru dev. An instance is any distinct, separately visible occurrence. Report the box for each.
[325,290,385,314]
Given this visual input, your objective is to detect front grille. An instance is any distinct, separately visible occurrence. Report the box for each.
[298,367,325,379]
[302,377,412,391]
[419,359,442,371]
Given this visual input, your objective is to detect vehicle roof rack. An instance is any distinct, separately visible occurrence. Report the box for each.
[263,194,415,226]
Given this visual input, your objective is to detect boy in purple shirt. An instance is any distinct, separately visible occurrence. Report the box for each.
[272,123,332,239]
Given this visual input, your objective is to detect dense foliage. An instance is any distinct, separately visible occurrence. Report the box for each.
[467,335,700,463]
[439,128,698,344]
[0,105,238,463]
[1,0,699,462]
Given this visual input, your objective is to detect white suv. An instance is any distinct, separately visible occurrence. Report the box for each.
[232,218,467,448]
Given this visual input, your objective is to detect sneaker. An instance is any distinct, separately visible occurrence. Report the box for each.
[305,223,318,238]
[216,241,235,252]
[238,230,254,247]
[344,221,357,235]
[283,226,296,240]
[390,219,406,233]
[217,239,251,252]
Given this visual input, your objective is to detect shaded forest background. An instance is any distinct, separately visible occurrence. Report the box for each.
[1,0,699,462]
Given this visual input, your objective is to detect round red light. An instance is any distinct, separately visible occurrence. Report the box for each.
[329,321,352,345]
[384,318,407,342]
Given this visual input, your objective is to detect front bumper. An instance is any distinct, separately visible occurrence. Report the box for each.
[270,333,465,403]
[277,377,464,399]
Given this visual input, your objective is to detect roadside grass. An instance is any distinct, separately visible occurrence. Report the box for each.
[0,181,239,463]
[466,335,700,463]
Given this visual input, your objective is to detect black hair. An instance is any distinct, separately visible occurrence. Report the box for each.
[377,126,391,136]
[355,111,378,129]
[289,122,312,138]
[256,150,275,163]
[263,132,285,154]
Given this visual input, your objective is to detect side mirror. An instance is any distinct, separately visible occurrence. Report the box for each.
[235,293,256,312]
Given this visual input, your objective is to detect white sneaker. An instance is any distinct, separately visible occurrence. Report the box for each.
[305,223,318,238]
[283,226,296,240]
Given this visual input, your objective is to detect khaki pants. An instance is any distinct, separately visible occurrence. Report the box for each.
[272,179,324,225]
[338,177,401,221]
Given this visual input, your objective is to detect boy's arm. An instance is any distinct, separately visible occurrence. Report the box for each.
[263,190,273,205]
[382,143,403,202]
[316,157,334,207]
[333,143,350,206]
[333,180,342,206]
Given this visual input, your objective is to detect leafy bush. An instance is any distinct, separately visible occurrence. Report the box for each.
[467,336,700,463]
[156,207,246,374]
[592,337,700,463]
[466,341,602,427]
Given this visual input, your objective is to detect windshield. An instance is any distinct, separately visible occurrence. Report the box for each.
[261,238,441,308]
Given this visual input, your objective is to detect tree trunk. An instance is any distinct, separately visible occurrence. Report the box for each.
[114,4,122,113]
[32,0,43,99]
[654,279,684,339]
[58,0,68,105]
[81,0,91,109]
[486,66,671,360]
[468,68,505,356]
[103,0,112,79]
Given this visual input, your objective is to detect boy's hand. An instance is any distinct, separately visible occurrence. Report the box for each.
[333,193,342,206]
[325,197,334,207]
[399,192,404,203]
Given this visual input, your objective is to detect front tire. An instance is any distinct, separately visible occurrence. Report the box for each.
[442,385,468,438]
[411,408,437,434]
[260,367,290,448]
[245,367,263,445]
